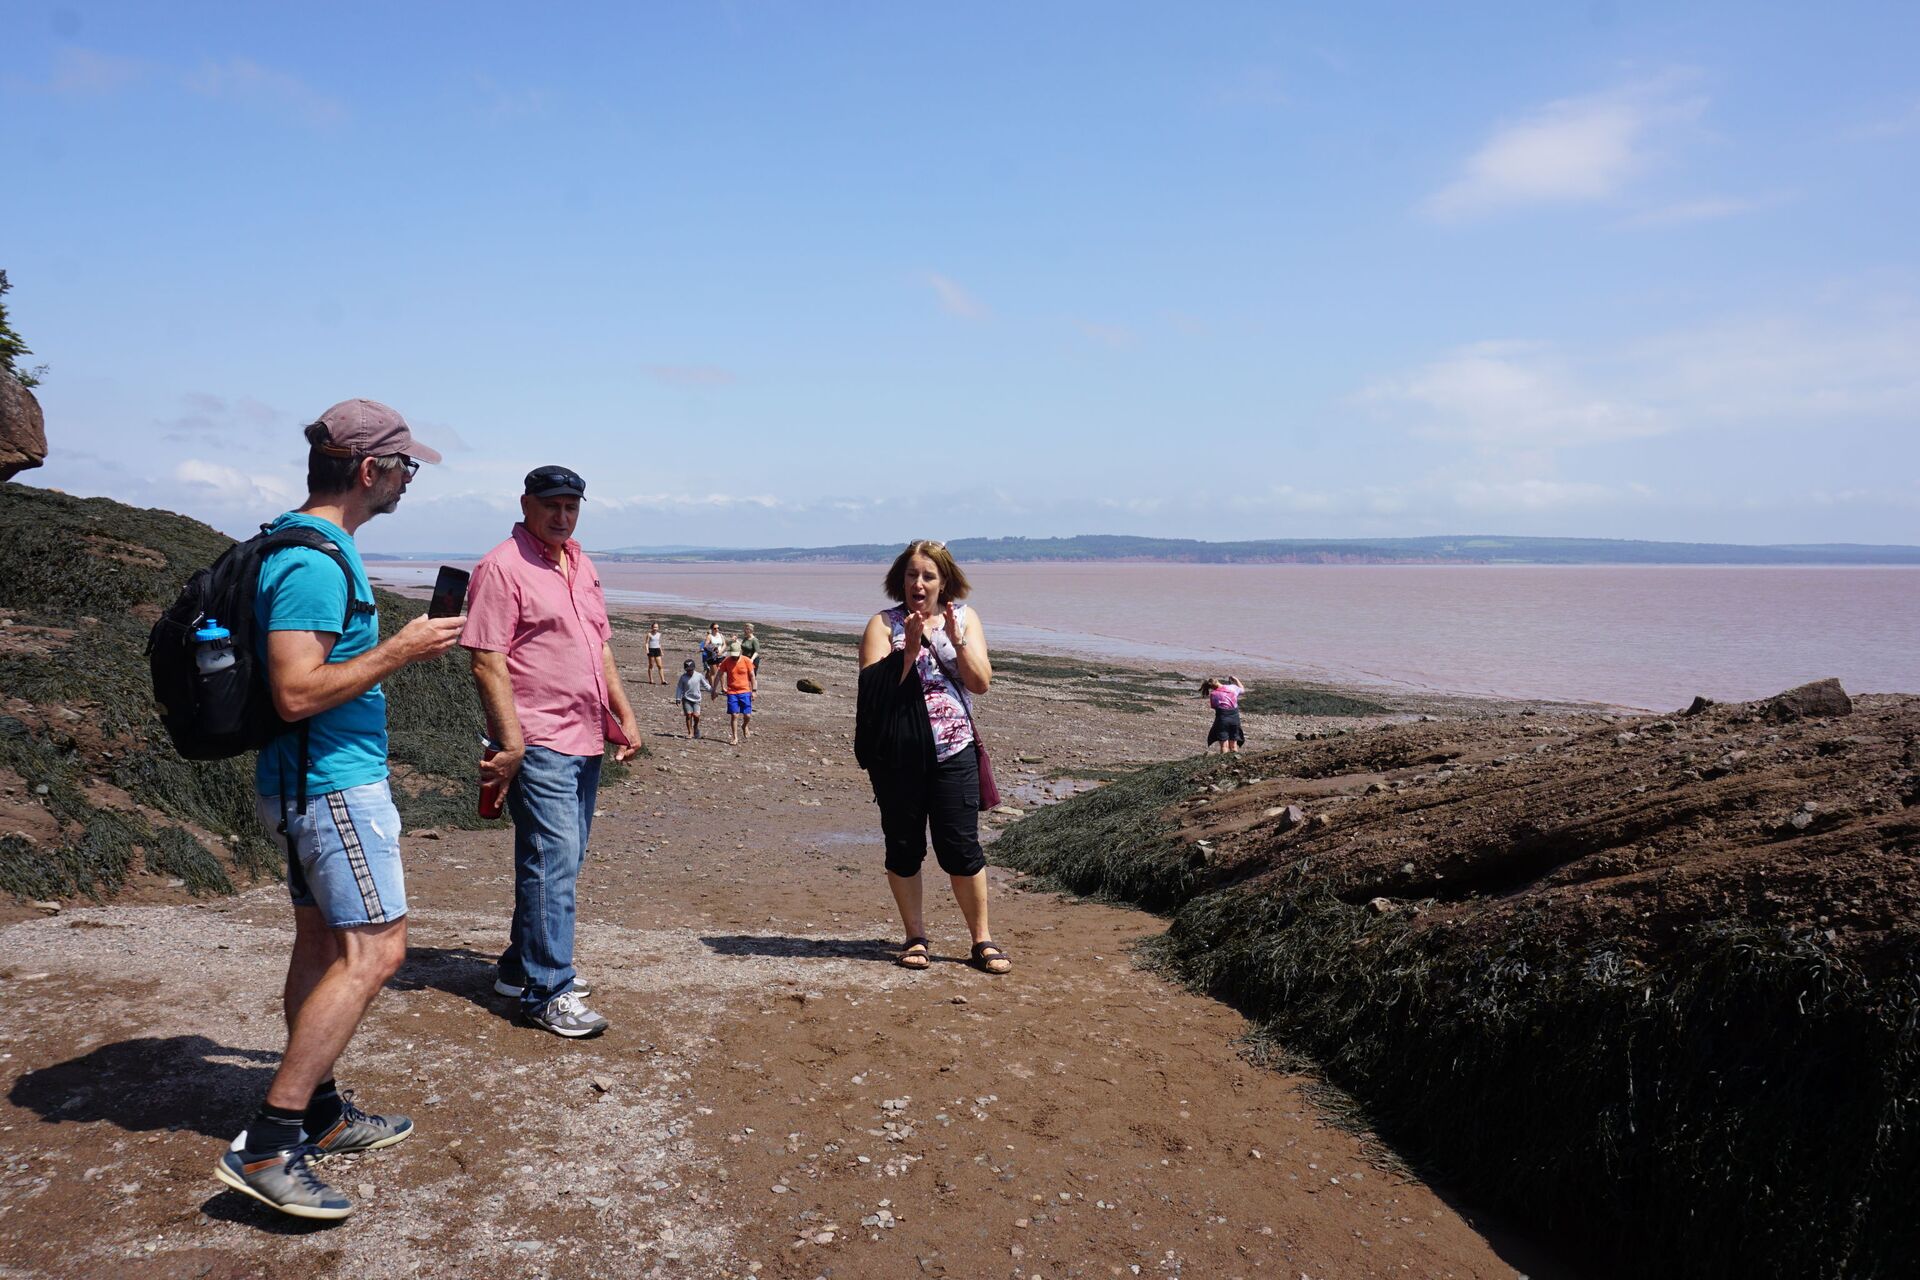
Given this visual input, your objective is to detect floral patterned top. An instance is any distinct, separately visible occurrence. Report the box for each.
[883,604,976,761]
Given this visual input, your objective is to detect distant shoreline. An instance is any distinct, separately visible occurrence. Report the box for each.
[366,553,1920,568]
[365,531,1920,567]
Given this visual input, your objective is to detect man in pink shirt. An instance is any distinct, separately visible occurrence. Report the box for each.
[460,465,641,1038]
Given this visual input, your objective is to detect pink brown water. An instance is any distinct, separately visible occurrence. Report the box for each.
[371,561,1920,712]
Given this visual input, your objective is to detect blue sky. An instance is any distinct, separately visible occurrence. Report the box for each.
[5,2,1917,552]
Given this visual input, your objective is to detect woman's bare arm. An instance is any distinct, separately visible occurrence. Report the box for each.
[949,607,991,694]
[859,613,893,669]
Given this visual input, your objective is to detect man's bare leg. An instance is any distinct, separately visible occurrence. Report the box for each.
[264,917,408,1111]
[283,905,340,1029]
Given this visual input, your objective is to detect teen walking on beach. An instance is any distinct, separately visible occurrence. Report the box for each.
[675,657,710,738]
[855,540,1010,975]
[217,399,465,1221]
[702,623,725,683]
[645,622,665,684]
[1203,675,1246,753]
[714,638,757,744]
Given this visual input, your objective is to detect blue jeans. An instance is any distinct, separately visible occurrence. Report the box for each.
[500,746,601,1012]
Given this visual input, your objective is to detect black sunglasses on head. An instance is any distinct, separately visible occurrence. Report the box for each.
[525,466,586,495]
[381,454,421,479]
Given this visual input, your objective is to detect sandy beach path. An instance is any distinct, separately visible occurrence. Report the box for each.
[0,624,1549,1279]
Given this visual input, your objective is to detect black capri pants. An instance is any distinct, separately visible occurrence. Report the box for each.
[871,743,986,878]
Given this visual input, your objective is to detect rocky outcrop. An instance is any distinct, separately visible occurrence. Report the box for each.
[0,378,47,481]
[1766,677,1852,721]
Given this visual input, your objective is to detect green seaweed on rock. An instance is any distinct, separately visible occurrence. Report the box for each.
[994,734,1920,1280]
[0,485,502,902]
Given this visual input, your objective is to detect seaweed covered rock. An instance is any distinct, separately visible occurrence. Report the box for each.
[0,484,488,907]
[993,695,1920,1279]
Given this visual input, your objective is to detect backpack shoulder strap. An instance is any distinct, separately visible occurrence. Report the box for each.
[256,527,377,629]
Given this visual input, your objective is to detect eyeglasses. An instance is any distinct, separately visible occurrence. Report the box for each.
[369,454,420,480]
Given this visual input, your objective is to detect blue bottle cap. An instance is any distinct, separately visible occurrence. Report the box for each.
[194,619,232,642]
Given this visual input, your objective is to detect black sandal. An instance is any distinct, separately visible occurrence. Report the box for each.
[969,940,1012,975]
[896,937,931,970]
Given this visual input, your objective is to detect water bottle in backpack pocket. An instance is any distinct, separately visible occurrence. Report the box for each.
[189,618,249,738]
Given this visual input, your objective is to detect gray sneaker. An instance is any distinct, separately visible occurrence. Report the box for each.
[494,974,591,999]
[525,990,609,1038]
[309,1093,414,1155]
[214,1138,352,1220]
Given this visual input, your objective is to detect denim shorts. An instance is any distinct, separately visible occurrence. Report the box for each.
[727,692,753,715]
[257,779,408,927]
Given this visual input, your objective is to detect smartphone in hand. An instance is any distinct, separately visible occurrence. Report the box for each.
[428,566,471,618]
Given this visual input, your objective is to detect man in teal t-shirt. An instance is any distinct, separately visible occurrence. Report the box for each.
[213,400,467,1224]
[253,511,387,800]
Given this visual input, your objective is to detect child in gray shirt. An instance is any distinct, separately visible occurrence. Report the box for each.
[676,659,711,739]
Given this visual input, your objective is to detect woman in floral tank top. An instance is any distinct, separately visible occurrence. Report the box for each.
[856,541,1010,975]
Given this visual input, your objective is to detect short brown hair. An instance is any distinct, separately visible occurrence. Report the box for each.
[304,421,404,496]
[883,540,971,605]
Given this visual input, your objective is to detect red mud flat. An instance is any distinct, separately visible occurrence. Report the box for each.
[0,622,1570,1279]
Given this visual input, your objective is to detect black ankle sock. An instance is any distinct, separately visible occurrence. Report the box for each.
[303,1078,343,1134]
[244,1103,308,1155]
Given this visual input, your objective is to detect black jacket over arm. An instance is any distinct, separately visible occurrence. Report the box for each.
[855,650,934,783]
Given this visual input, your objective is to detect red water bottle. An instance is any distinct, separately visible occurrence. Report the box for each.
[479,735,507,819]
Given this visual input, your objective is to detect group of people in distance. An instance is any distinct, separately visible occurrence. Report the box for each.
[645,619,760,744]
[213,399,1013,1225]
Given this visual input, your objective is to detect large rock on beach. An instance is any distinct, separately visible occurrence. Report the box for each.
[1766,678,1852,722]
[0,378,47,481]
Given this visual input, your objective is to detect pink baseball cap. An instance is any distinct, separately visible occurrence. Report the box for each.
[311,398,443,464]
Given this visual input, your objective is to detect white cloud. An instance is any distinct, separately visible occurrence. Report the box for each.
[159,391,288,445]
[1217,477,1646,520]
[1361,302,1920,463]
[1361,340,1663,447]
[42,47,146,96]
[924,273,987,320]
[172,459,298,508]
[1447,478,1629,511]
[1424,75,1704,220]
[10,47,345,127]
[183,57,346,127]
[601,492,791,513]
[1623,193,1789,228]
[1631,311,1920,422]
[1858,98,1920,139]
[1075,320,1136,349]
[473,72,548,120]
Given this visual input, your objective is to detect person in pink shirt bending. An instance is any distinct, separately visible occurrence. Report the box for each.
[460,465,641,1039]
[1202,675,1246,754]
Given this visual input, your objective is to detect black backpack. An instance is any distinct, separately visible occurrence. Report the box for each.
[147,524,374,766]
